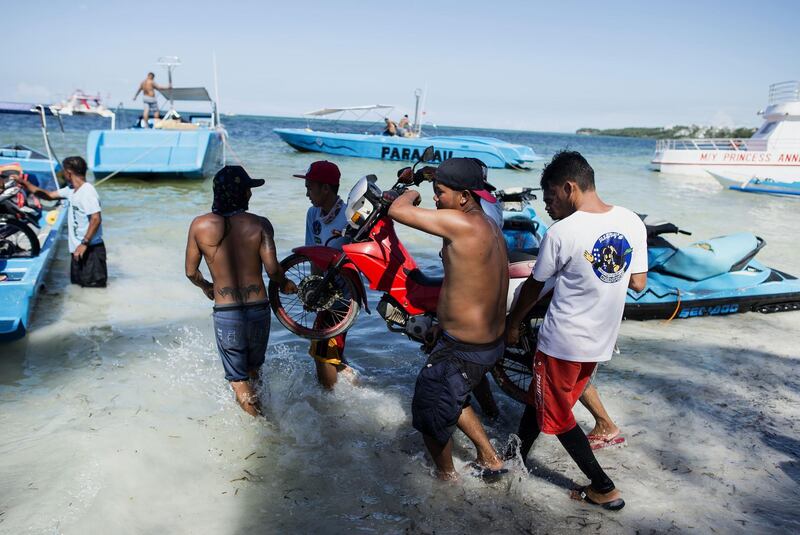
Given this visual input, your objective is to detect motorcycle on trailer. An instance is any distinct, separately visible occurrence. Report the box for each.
[268,147,540,403]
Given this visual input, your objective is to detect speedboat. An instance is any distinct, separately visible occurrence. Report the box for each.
[274,94,541,169]
[86,57,226,179]
[708,171,800,197]
[50,90,116,128]
[651,81,800,180]
[0,104,67,342]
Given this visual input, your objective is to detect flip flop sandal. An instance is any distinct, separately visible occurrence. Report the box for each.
[571,486,625,511]
[468,461,509,482]
[587,430,626,450]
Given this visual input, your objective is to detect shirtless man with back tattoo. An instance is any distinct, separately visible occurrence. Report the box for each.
[185,165,296,416]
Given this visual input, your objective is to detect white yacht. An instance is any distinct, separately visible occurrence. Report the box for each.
[651,81,800,181]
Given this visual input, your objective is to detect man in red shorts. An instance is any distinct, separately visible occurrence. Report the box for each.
[506,151,647,511]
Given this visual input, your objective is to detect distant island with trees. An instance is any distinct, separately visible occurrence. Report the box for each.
[575,125,758,139]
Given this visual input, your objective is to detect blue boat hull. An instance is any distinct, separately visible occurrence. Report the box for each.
[274,128,540,169]
[0,194,67,342]
[729,178,800,197]
[87,128,225,179]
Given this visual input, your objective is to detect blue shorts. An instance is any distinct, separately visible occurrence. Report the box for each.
[411,332,505,445]
[212,301,270,382]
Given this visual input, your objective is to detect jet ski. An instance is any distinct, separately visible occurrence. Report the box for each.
[496,189,800,320]
[495,187,547,258]
[625,216,800,319]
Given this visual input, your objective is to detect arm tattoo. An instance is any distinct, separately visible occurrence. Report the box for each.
[187,271,209,287]
[217,284,263,302]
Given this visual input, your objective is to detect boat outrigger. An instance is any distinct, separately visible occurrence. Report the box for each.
[0,104,67,341]
[274,92,541,169]
[86,57,226,179]
[651,81,800,180]
[707,171,800,197]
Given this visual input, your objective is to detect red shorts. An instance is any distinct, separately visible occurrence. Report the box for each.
[528,350,596,435]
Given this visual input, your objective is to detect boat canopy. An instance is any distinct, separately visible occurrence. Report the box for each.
[305,105,393,116]
[157,87,213,102]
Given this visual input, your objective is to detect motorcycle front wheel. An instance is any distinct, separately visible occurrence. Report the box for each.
[0,218,40,258]
[268,253,361,340]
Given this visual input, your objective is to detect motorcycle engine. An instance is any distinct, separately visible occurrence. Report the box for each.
[404,315,433,343]
[377,296,407,327]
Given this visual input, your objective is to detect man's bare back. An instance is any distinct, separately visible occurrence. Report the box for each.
[140,78,156,97]
[438,211,508,343]
[186,212,281,305]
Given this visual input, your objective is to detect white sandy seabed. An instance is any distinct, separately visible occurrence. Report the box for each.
[0,158,799,534]
[1,236,799,535]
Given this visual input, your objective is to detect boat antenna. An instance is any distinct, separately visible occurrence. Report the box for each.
[34,105,64,188]
[212,50,221,128]
[417,84,428,136]
[157,56,181,116]
[413,88,422,135]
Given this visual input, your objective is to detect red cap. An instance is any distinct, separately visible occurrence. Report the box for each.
[292,160,341,185]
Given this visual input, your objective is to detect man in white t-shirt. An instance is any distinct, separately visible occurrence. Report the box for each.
[506,151,647,511]
[293,160,351,388]
[22,156,107,287]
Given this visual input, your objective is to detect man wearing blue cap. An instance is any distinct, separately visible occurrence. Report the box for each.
[185,165,296,416]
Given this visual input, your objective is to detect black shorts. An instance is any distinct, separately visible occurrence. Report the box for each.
[411,332,504,445]
[70,242,107,287]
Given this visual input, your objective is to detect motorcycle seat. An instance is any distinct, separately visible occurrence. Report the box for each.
[406,268,443,287]
[655,232,764,281]
[503,215,539,234]
[509,260,535,279]
[508,248,538,263]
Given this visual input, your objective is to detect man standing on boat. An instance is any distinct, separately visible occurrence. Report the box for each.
[21,156,107,287]
[506,151,647,510]
[388,157,508,480]
[293,160,354,389]
[133,72,169,127]
[185,165,296,416]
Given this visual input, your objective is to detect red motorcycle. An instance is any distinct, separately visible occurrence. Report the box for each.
[268,150,541,403]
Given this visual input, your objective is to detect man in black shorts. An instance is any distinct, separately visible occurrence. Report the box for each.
[388,157,509,480]
[22,156,107,287]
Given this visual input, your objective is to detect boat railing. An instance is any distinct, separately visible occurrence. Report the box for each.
[768,81,800,105]
[655,137,775,152]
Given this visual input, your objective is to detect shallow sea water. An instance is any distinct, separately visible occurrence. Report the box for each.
[1,113,799,534]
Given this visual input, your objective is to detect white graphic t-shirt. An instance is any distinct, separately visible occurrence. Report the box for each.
[532,206,647,362]
[305,197,348,250]
[57,183,103,253]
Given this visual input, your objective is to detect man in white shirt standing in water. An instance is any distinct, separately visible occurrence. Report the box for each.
[507,151,647,511]
[22,156,107,287]
[293,161,353,388]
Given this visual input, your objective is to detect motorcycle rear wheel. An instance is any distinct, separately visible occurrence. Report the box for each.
[0,218,40,258]
[268,253,361,340]
[491,321,538,404]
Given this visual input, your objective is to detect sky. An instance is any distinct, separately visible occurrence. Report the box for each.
[4,0,799,132]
